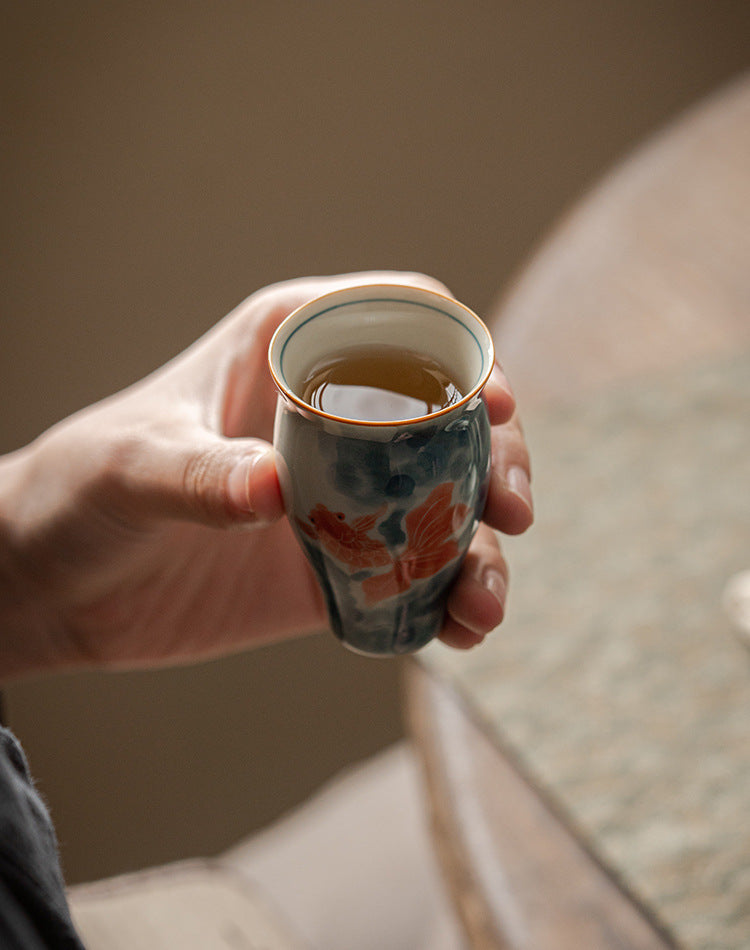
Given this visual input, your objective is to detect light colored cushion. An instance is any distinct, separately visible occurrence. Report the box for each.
[223,741,465,950]
[69,859,305,949]
[69,742,464,950]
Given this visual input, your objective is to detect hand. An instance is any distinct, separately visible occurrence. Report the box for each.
[0,272,532,679]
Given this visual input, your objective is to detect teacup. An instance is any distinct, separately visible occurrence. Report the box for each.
[268,284,494,656]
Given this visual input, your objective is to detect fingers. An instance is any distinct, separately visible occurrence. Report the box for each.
[179,437,285,526]
[224,444,285,524]
[440,524,508,649]
[104,425,285,529]
[176,437,285,526]
[440,365,531,649]
[483,363,516,426]
[483,406,533,536]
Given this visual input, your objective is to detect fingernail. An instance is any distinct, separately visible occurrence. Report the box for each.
[483,567,507,614]
[507,465,533,516]
[227,455,259,513]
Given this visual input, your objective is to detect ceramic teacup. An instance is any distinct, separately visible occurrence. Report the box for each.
[268,284,494,656]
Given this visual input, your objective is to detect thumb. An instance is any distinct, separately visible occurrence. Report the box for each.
[126,431,285,528]
[223,440,285,525]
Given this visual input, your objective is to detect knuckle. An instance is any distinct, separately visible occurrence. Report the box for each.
[88,430,142,502]
[181,448,232,524]
[491,423,531,474]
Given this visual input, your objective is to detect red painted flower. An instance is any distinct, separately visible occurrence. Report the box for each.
[298,483,469,605]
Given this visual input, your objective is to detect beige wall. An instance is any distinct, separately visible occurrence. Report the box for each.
[2,1,748,884]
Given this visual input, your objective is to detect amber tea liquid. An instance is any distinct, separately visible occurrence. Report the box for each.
[300,344,463,422]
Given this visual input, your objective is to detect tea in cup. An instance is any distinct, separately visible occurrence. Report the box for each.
[268,284,493,656]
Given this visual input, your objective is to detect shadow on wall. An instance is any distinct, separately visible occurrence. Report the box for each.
[2,1,749,883]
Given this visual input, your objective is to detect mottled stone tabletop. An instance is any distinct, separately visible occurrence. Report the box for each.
[423,348,750,949]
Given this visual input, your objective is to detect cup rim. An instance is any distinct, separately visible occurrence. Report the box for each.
[267,283,495,428]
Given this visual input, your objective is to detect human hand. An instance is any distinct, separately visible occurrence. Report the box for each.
[0,272,531,679]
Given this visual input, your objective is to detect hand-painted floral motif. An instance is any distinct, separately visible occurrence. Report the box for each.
[277,384,491,655]
[296,504,391,570]
[297,482,468,605]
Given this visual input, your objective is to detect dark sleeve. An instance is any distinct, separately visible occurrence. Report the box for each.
[0,727,85,949]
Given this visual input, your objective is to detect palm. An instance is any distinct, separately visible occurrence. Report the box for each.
[68,517,323,668]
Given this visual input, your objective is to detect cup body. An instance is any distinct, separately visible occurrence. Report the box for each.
[268,284,493,656]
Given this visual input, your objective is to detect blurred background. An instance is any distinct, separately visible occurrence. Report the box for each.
[2,1,748,885]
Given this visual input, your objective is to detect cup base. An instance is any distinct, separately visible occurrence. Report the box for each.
[329,600,444,657]
[335,630,438,659]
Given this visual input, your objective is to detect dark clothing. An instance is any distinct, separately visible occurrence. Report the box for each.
[0,728,84,948]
